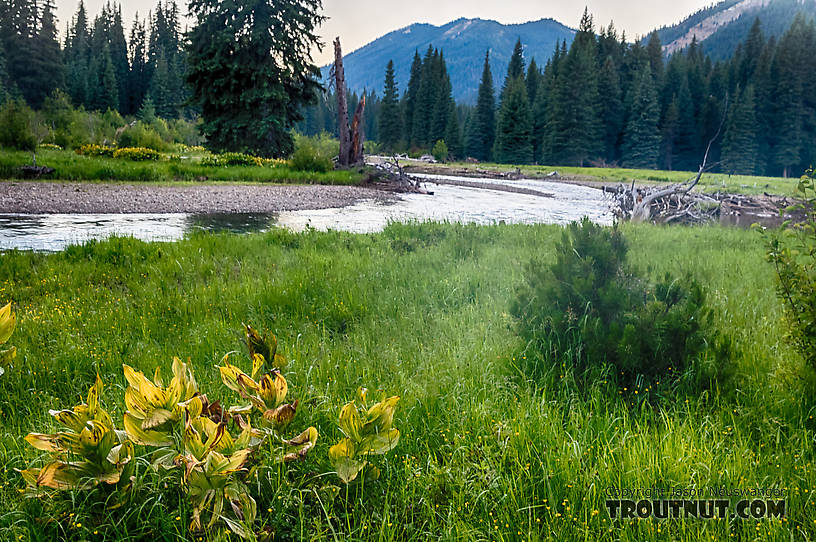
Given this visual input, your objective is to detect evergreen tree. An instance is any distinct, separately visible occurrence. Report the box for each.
[186,0,325,157]
[411,46,436,147]
[622,67,660,169]
[65,0,90,107]
[646,31,664,87]
[403,51,422,146]
[128,13,148,114]
[550,9,601,166]
[598,56,623,163]
[109,5,130,113]
[92,44,118,111]
[526,58,540,105]
[27,0,64,108]
[771,15,810,177]
[465,51,495,161]
[671,76,699,171]
[739,18,764,86]
[430,53,453,145]
[722,85,759,175]
[494,77,533,164]
[378,60,402,151]
[444,101,463,160]
[660,97,680,170]
[501,38,525,99]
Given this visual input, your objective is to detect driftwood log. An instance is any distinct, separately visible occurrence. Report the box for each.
[368,156,433,194]
[606,100,729,224]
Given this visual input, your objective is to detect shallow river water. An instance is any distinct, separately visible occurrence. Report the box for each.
[0,175,614,251]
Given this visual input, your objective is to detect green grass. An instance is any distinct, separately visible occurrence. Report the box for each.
[0,149,361,185]
[0,223,814,541]
[437,161,800,197]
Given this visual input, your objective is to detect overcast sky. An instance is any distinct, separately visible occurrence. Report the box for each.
[54,0,716,65]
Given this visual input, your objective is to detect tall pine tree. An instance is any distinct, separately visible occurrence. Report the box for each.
[378,60,402,151]
[622,67,660,169]
[186,0,325,157]
[494,76,533,164]
[465,51,495,161]
[722,85,759,175]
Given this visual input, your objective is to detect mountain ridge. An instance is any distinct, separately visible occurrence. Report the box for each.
[321,18,575,103]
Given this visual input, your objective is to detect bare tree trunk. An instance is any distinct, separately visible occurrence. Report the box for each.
[350,95,366,165]
[333,38,351,167]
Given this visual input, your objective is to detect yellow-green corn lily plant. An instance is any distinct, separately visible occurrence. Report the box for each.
[329,388,400,483]
[123,357,200,446]
[19,375,134,491]
[0,302,16,376]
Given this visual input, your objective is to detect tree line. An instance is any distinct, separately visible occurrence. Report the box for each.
[0,0,188,118]
[361,9,816,177]
[2,1,815,175]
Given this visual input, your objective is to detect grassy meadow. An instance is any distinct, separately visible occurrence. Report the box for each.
[0,223,815,541]
[0,148,362,185]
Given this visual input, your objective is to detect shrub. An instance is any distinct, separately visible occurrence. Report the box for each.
[75,143,115,157]
[511,218,712,385]
[0,99,37,152]
[117,122,167,151]
[289,133,336,173]
[290,141,333,173]
[201,151,263,167]
[765,168,816,369]
[432,140,448,162]
[112,146,161,161]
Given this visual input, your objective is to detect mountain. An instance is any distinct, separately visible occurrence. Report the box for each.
[321,18,575,104]
[656,0,816,59]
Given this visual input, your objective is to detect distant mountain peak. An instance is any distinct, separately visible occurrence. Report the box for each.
[655,0,816,59]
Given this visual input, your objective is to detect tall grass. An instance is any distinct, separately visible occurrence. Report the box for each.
[0,149,361,185]
[0,223,813,541]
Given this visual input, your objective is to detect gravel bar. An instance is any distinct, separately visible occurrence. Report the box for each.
[0,182,393,214]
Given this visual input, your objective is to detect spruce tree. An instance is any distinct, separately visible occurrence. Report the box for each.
[553,9,601,166]
[501,38,525,100]
[444,101,463,160]
[646,31,664,87]
[465,51,495,161]
[771,15,810,177]
[109,5,130,113]
[378,60,402,151]
[526,58,540,105]
[97,45,119,111]
[494,76,533,164]
[128,14,148,114]
[660,97,679,170]
[622,67,660,169]
[186,0,325,157]
[65,0,90,107]
[598,56,623,163]
[28,0,64,108]
[403,51,422,146]
[411,46,436,148]
[722,85,759,175]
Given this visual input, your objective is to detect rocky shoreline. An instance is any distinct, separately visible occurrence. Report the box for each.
[0,181,394,214]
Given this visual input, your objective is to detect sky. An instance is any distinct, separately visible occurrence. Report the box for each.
[54,0,717,65]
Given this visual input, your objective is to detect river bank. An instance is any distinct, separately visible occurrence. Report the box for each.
[0,181,394,214]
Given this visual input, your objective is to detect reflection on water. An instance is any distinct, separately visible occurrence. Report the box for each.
[0,213,277,252]
[277,174,614,233]
[0,177,617,251]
